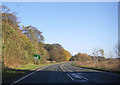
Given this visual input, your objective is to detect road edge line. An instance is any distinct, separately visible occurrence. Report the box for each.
[11,64,54,85]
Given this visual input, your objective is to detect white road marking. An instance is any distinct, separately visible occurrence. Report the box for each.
[66,74,74,81]
[60,64,89,82]
[11,65,53,85]
[11,71,36,85]
[60,65,63,69]
[68,69,73,72]
[60,65,65,72]
[78,74,88,80]
[61,64,73,72]
[60,65,75,81]
[63,69,65,72]
[70,73,88,81]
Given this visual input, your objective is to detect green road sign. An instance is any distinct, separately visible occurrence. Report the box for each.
[34,54,41,60]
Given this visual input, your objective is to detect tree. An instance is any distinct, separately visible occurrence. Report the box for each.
[2,5,20,30]
[2,5,72,68]
[21,25,44,42]
[44,43,71,62]
[63,50,72,61]
[74,53,91,62]
[92,48,105,62]
[52,43,63,49]
[92,48,99,62]
[2,5,47,67]
[99,49,104,57]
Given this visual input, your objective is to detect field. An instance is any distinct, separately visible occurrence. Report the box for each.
[73,59,120,74]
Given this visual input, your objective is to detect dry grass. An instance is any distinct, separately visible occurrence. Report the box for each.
[75,59,120,71]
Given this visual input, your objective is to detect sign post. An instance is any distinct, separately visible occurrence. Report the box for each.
[34,54,41,65]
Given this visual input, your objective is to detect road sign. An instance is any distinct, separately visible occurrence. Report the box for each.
[34,54,41,60]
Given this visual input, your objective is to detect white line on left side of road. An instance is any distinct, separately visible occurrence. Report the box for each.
[11,65,50,85]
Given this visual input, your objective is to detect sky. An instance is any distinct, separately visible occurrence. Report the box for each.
[2,2,118,57]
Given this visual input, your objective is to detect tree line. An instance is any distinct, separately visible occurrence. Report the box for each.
[71,49,105,62]
[1,5,72,68]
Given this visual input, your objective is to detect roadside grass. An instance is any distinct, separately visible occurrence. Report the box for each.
[16,61,66,70]
[71,59,120,75]
[16,64,49,70]
[2,67,29,83]
[2,61,67,83]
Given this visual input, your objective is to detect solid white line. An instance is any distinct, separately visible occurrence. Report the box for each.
[66,74,74,81]
[60,65,63,69]
[36,65,49,71]
[63,69,65,72]
[60,65,65,72]
[62,64,73,72]
[11,65,50,85]
[11,71,36,85]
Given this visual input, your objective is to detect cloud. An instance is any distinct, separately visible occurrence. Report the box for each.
[71,51,77,56]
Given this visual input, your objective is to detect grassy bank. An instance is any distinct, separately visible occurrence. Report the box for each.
[2,61,66,83]
[72,59,120,74]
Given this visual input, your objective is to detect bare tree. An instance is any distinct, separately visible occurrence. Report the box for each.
[99,49,104,58]
[92,48,99,62]
[109,49,114,58]
[93,48,104,62]
[115,43,120,58]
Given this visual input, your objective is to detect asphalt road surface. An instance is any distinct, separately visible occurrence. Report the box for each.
[10,62,120,84]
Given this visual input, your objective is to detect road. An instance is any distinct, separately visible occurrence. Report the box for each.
[11,62,120,84]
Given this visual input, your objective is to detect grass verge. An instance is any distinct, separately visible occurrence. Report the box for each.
[71,61,120,75]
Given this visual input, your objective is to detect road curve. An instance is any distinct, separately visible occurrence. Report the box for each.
[10,62,120,84]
